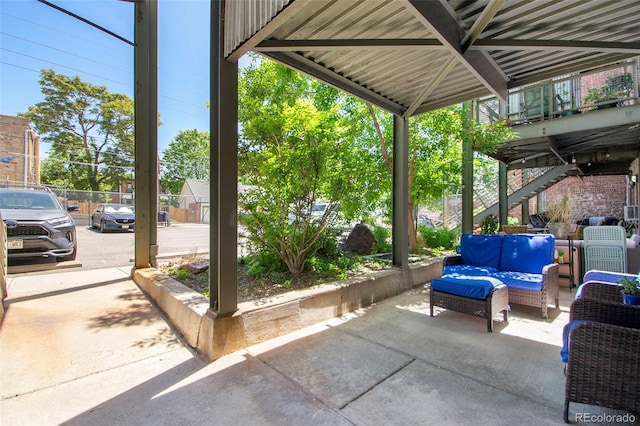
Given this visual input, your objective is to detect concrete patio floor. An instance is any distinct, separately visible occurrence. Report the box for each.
[0,267,617,425]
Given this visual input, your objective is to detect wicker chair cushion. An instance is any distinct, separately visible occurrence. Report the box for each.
[432,275,503,300]
[490,271,543,291]
[560,320,588,362]
[500,234,554,274]
[460,234,503,270]
[582,270,636,286]
[443,265,497,276]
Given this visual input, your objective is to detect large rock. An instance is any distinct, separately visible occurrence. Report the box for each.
[178,261,209,274]
[344,223,376,255]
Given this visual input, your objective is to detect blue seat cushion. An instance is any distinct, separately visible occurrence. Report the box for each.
[560,320,588,363]
[490,271,543,291]
[460,234,503,270]
[443,265,497,276]
[500,234,554,274]
[432,275,504,300]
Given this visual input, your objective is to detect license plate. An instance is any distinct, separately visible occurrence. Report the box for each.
[121,225,130,229]
[8,239,23,250]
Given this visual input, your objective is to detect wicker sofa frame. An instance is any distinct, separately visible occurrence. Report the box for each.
[563,289,640,422]
[429,284,509,332]
[444,255,560,318]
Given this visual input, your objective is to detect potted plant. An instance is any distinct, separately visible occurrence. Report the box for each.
[545,192,575,239]
[584,72,633,110]
[619,273,640,305]
[479,214,499,235]
[502,217,528,234]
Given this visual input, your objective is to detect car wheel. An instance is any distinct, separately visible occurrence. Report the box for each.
[90,217,96,229]
[100,220,106,233]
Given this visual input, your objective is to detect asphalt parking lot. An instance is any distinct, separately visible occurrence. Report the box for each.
[7,222,212,274]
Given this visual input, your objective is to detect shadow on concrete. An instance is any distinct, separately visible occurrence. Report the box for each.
[61,289,575,425]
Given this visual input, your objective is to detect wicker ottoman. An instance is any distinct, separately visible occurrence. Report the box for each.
[430,275,509,332]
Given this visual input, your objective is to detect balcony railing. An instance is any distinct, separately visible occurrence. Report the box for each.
[476,59,640,125]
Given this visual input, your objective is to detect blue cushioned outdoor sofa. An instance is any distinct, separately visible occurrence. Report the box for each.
[442,234,560,318]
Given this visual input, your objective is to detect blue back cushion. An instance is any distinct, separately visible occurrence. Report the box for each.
[460,234,503,270]
[500,234,555,274]
[443,265,497,276]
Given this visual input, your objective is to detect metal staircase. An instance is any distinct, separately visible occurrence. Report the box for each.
[445,164,577,228]
[473,164,577,224]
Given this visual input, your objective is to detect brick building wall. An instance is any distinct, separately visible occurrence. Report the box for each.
[543,175,627,221]
[0,115,40,185]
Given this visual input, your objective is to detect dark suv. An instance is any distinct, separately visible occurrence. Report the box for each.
[0,186,77,262]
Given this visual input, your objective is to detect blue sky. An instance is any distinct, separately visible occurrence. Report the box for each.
[0,0,240,158]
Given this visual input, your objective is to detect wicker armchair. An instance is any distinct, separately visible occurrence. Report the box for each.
[578,281,624,303]
[563,297,640,422]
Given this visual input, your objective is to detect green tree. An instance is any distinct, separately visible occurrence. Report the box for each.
[366,104,512,252]
[238,60,374,275]
[19,69,134,191]
[161,129,210,194]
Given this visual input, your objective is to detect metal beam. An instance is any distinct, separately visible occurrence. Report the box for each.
[462,102,473,234]
[402,0,508,103]
[461,0,506,51]
[404,57,456,118]
[546,136,568,164]
[506,105,640,140]
[254,38,446,52]
[412,87,490,116]
[264,51,405,116]
[392,115,408,268]
[211,0,238,316]
[227,0,315,61]
[254,38,640,57]
[472,39,640,54]
[498,162,507,228]
[134,0,158,269]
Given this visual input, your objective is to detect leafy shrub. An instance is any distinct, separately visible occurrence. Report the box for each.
[311,228,340,258]
[172,269,192,280]
[418,226,459,251]
[371,225,392,253]
[241,250,287,275]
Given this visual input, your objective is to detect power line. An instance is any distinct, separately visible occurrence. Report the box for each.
[0,11,127,54]
[1,150,135,170]
[0,48,132,89]
[1,60,210,116]
[1,133,207,165]
[0,32,132,75]
[36,0,134,46]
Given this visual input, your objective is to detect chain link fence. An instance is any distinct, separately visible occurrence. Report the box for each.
[33,185,209,226]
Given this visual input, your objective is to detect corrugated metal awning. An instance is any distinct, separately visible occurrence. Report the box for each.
[224,0,640,117]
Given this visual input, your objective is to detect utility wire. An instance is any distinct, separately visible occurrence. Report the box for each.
[36,0,134,46]
[0,11,128,54]
[0,32,132,75]
[1,150,135,170]
[0,49,132,89]
[2,60,210,109]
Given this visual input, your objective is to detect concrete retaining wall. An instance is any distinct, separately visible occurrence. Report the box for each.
[133,259,443,361]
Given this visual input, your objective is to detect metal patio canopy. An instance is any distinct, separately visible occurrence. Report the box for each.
[225,0,640,118]
[134,0,640,317]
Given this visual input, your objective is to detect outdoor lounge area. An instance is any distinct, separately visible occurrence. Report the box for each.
[3,1,640,424]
